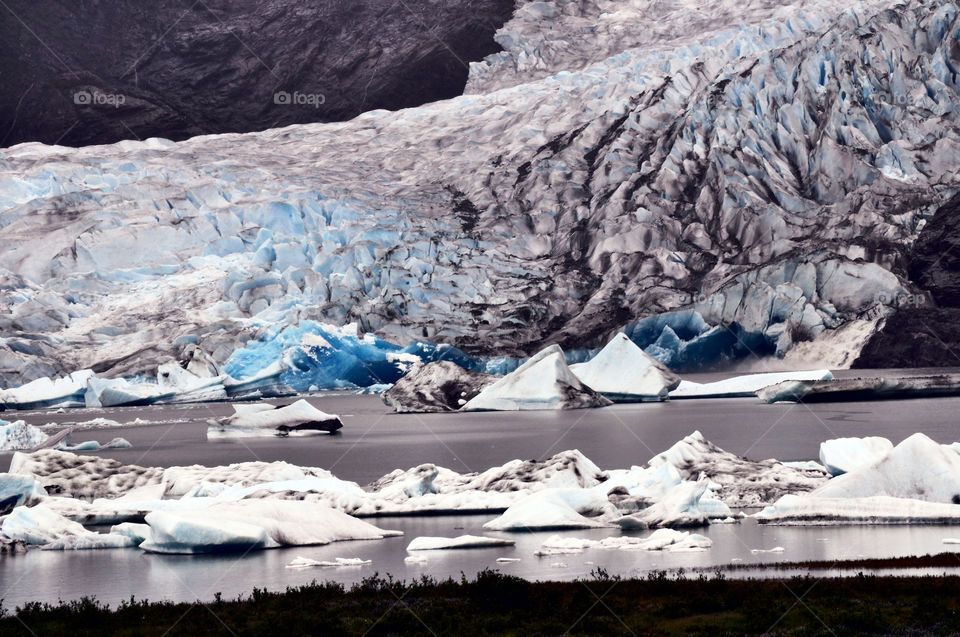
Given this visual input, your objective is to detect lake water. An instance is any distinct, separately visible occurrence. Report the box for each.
[3,371,960,608]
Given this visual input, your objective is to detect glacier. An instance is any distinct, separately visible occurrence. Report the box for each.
[3,0,958,387]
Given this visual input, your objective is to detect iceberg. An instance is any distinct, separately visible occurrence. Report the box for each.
[212,400,343,435]
[569,333,681,402]
[406,535,515,551]
[0,473,46,512]
[0,420,49,451]
[461,345,611,411]
[671,370,834,399]
[382,361,496,412]
[139,500,400,554]
[756,374,960,404]
[1,503,137,549]
[286,556,371,568]
[0,371,95,410]
[535,529,712,555]
[755,494,960,525]
[482,488,618,531]
[648,431,828,507]
[818,437,894,477]
[812,433,960,502]
[615,481,717,529]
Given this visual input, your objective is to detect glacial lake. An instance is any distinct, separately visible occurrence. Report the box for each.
[3,368,960,608]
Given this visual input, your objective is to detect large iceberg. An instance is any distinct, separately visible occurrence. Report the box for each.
[757,374,960,403]
[0,371,95,410]
[671,370,834,399]
[569,333,680,402]
[755,495,960,525]
[462,345,611,411]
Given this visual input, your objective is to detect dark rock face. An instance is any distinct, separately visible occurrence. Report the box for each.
[855,194,960,369]
[0,0,514,147]
[382,361,495,413]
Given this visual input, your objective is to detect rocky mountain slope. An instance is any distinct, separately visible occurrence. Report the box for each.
[2,0,960,385]
[0,0,515,147]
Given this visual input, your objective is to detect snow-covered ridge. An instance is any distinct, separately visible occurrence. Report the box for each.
[2,0,958,384]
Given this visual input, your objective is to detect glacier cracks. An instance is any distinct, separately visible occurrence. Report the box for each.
[1,0,959,383]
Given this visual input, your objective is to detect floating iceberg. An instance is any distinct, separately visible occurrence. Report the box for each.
[462,345,611,411]
[0,371,95,410]
[0,420,49,451]
[1,504,137,549]
[140,500,400,554]
[755,494,960,525]
[482,488,618,531]
[812,433,960,502]
[406,535,515,551]
[569,333,680,402]
[671,370,834,399]
[535,529,712,555]
[0,473,46,512]
[382,361,496,412]
[286,556,371,568]
[648,431,828,507]
[615,480,718,529]
[818,437,894,477]
[212,400,343,435]
[757,374,960,404]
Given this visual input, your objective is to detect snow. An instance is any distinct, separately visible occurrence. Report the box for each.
[818,437,894,476]
[755,494,960,525]
[462,345,611,411]
[812,433,960,502]
[671,370,834,399]
[406,535,515,551]
[569,333,681,402]
[535,529,712,555]
[212,399,342,434]
[140,500,401,554]
[0,420,49,451]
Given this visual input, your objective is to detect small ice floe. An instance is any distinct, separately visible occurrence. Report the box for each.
[406,535,515,551]
[535,529,711,556]
[550,562,568,568]
[496,557,521,563]
[568,333,681,402]
[59,437,132,452]
[461,345,611,411]
[404,555,428,565]
[286,556,371,569]
[942,538,960,545]
[212,400,343,436]
[750,547,785,554]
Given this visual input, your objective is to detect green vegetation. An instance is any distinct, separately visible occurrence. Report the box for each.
[2,569,959,635]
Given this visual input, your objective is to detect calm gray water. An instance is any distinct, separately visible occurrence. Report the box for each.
[2,371,960,608]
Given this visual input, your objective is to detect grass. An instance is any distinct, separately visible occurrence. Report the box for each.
[2,569,960,635]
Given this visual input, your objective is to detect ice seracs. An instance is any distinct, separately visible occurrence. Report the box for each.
[569,333,680,402]
[818,437,894,477]
[382,361,496,412]
[461,345,611,411]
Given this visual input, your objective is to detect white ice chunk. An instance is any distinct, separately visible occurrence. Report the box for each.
[818,437,894,476]
[213,399,342,433]
[569,333,681,402]
[0,420,49,451]
[286,556,371,568]
[462,345,611,411]
[756,494,960,524]
[406,535,515,551]
[483,488,618,531]
[671,370,833,398]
